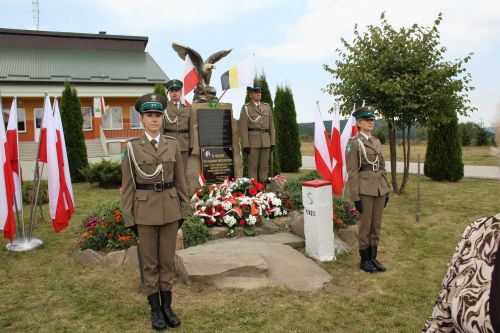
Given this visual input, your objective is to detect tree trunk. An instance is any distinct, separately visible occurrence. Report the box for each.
[399,125,411,193]
[387,121,399,193]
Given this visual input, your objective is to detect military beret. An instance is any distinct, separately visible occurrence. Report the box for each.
[134,93,168,114]
[247,85,262,93]
[353,106,376,120]
[166,79,183,91]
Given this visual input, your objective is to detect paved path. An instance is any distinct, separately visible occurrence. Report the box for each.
[301,156,500,180]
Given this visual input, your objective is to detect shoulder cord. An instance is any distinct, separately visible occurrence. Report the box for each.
[164,108,178,124]
[127,142,164,187]
[356,138,379,170]
[244,105,262,124]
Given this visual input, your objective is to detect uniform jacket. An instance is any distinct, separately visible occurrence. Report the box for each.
[239,102,275,148]
[121,134,189,227]
[162,101,193,152]
[422,214,500,333]
[346,133,390,201]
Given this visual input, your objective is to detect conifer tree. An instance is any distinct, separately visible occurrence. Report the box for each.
[274,85,301,172]
[60,81,88,182]
[424,105,463,181]
[153,83,167,98]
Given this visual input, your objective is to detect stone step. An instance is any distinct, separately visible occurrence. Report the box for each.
[19,139,107,160]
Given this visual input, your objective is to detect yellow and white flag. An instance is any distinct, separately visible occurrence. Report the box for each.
[220,57,254,90]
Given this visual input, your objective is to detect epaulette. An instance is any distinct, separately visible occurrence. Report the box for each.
[244,103,250,106]
[163,135,177,141]
[262,102,270,105]
[127,136,141,142]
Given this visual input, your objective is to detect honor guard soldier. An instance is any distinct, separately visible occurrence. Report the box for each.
[163,79,194,175]
[346,106,390,273]
[239,85,276,184]
[121,93,188,331]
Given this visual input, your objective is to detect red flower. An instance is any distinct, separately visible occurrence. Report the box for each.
[258,216,262,222]
[248,187,257,196]
[239,219,245,225]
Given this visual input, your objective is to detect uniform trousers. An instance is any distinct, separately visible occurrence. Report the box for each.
[357,194,385,250]
[248,147,270,183]
[137,222,178,296]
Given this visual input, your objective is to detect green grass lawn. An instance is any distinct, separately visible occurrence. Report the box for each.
[1,178,499,332]
[300,141,498,166]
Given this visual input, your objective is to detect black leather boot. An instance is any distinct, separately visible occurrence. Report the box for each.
[359,248,377,273]
[370,246,386,272]
[160,290,181,328]
[148,292,167,331]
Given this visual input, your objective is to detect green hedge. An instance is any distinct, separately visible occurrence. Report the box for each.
[81,159,122,188]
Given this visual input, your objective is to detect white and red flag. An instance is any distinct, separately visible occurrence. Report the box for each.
[314,103,333,182]
[47,98,74,232]
[0,99,16,241]
[340,114,358,181]
[38,95,52,163]
[182,54,200,106]
[330,109,343,195]
[6,97,22,211]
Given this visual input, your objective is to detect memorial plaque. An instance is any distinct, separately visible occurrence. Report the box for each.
[198,109,233,147]
[200,147,234,183]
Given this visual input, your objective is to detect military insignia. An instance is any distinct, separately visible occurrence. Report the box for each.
[151,94,156,100]
[346,143,353,153]
[121,147,127,161]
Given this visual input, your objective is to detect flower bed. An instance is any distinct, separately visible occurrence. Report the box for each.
[78,198,138,252]
[191,177,291,235]
[333,197,359,229]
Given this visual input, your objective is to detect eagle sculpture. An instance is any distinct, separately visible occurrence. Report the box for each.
[172,42,232,102]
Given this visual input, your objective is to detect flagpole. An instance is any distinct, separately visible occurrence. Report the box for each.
[6,95,43,251]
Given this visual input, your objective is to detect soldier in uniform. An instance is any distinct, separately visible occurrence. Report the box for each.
[239,85,275,183]
[122,93,188,330]
[163,79,194,175]
[346,106,390,273]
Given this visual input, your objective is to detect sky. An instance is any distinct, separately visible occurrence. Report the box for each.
[0,0,499,126]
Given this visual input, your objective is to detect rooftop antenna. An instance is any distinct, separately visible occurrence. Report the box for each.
[32,0,39,30]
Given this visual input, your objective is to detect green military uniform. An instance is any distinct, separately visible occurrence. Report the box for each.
[240,86,275,183]
[346,106,390,273]
[121,93,187,330]
[163,79,194,175]
[163,100,193,171]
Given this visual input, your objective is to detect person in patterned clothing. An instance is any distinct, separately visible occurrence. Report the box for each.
[422,214,500,333]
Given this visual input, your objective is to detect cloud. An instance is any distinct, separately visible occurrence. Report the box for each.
[77,0,281,33]
[256,0,500,62]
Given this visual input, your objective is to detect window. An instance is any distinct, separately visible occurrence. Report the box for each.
[130,106,143,129]
[101,107,123,130]
[2,108,26,132]
[82,107,92,131]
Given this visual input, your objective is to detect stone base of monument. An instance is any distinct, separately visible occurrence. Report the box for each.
[175,233,330,292]
[75,229,184,269]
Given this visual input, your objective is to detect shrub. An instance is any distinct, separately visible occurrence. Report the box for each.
[22,180,49,204]
[284,170,320,210]
[182,214,211,248]
[78,198,138,252]
[81,159,122,188]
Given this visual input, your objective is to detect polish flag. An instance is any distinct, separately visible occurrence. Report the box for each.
[330,110,343,195]
[314,103,333,182]
[340,114,358,181]
[38,95,52,163]
[182,54,200,106]
[0,100,16,241]
[47,98,75,232]
[6,98,22,211]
